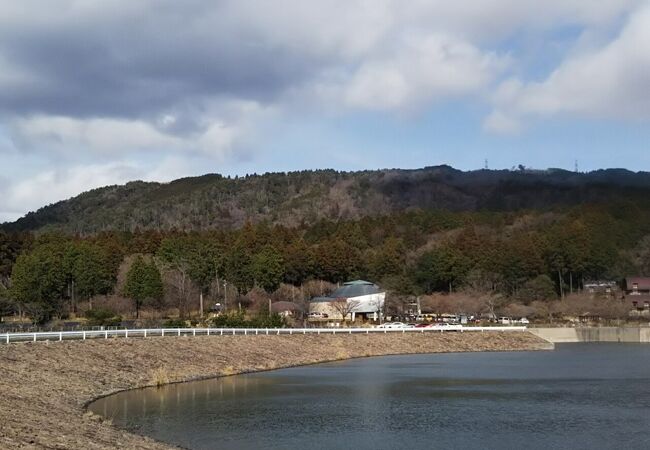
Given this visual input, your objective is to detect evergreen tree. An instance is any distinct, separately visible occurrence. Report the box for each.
[368,237,406,281]
[518,275,557,303]
[251,245,285,292]
[225,243,254,293]
[63,241,115,311]
[123,256,163,318]
[282,239,314,285]
[313,238,361,283]
[10,243,67,323]
[414,245,470,293]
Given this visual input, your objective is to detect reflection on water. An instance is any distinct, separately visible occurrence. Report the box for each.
[96,375,277,426]
[91,344,650,450]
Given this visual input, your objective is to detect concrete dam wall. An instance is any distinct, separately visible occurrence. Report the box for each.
[530,327,650,343]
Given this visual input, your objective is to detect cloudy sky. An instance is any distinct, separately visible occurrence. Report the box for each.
[1,0,649,222]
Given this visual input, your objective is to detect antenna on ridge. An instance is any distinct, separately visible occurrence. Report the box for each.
[484,159,489,170]
[574,160,579,173]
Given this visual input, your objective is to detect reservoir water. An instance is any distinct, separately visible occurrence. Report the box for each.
[90,344,650,449]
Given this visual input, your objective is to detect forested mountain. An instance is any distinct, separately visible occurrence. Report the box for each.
[3,165,650,325]
[4,166,650,233]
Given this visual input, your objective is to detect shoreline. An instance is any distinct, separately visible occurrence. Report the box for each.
[0,332,550,449]
[85,343,554,410]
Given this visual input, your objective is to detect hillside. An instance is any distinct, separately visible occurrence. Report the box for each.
[4,166,650,233]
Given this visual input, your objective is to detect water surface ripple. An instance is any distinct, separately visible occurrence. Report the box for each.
[91,343,650,450]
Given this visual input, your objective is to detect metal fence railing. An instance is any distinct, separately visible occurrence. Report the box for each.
[0,326,527,344]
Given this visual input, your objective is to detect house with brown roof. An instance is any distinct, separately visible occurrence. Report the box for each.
[624,277,650,295]
[623,277,650,313]
[270,301,302,318]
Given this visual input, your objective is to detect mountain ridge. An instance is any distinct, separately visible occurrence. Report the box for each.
[4,165,650,233]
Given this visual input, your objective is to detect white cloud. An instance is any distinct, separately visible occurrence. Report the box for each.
[10,117,180,154]
[487,4,650,128]
[343,33,507,111]
[0,157,202,222]
[8,112,247,159]
[222,0,394,59]
[483,110,522,135]
[1,0,641,118]
[0,162,139,222]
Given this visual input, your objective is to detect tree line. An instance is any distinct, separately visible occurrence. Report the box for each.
[1,202,650,324]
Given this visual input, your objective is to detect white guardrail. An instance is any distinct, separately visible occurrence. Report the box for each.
[0,326,527,344]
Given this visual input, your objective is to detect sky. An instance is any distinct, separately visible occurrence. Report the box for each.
[0,0,649,222]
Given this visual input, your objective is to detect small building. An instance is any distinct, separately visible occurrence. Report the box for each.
[623,277,650,313]
[309,280,385,324]
[624,277,650,296]
[578,312,602,323]
[270,301,302,318]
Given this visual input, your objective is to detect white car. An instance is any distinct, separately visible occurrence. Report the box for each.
[308,312,328,319]
[431,322,463,331]
[376,322,407,329]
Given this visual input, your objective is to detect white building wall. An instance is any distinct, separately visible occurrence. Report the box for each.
[309,292,386,319]
[349,292,385,313]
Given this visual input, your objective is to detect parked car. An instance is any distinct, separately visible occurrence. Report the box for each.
[431,322,463,331]
[376,322,406,329]
[519,317,530,324]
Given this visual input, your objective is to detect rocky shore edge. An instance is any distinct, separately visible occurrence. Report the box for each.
[0,332,550,449]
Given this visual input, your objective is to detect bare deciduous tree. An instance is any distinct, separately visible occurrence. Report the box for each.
[162,267,196,319]
[302,280,336,298]
[330,298,361,325]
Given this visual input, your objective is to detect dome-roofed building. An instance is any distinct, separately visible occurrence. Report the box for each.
[309,280,385,324]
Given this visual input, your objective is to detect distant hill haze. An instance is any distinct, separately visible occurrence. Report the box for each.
[4,166,650,233]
